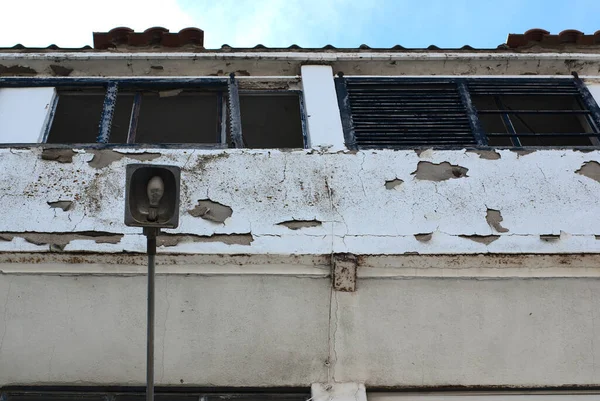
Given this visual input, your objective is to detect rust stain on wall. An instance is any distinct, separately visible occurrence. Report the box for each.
[411,161,469,181]
[576,161,600,183]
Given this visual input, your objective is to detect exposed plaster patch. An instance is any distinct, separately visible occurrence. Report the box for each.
[414,233,433,242]
[188,199,233,224]
[576,161,600,183]
[87,150,162,169]
[467,150,501,160]
[384,178,403,190]
[41,149,76,163]
[277,220,322,230]
[0,64,37,76]
[459,234,500,245]
[49,65,73,76]
[47,200,73,211]
[486,209,509,233]
[158,233,254,247]
[0,231,123,246]
[411,161,469,181]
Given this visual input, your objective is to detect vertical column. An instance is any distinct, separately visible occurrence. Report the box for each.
[311,383,367,401]
[301,65,346,151]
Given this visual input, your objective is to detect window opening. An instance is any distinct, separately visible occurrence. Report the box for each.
[239,92,304,149]
[0,76,308,148]
[336,76,600,149]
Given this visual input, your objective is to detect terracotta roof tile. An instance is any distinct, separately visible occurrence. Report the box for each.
[2,27,599,53]
[507,28,600,48]
[92,27,204,49]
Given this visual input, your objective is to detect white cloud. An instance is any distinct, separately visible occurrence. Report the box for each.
[0,0,195,47]
[0,0,377,49]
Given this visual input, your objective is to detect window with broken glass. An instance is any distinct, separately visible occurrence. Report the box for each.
[0,76,306,148]
[334,75,600,149]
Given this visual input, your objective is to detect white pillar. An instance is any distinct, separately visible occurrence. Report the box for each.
[301,65,346,151]
[311,383,367,401]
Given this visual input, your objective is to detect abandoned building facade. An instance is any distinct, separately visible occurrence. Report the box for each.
[1,27,600,400]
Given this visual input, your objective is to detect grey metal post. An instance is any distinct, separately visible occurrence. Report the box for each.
[145,228,158,401]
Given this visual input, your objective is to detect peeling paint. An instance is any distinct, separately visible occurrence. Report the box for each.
[47,200,73,211]
[188,199,233,224]
[0,231,123,246]
[459,234,500,245]
[277,220,322,230]
[486,209,509,233]
[467,150,501,160]
[41,149,76,163]
[411,161,468,181]
[414,233,433,242]
[0,64,37,76]
[541,234,561,241]
[513,149,535,157]
[576,161,600,183]
[87,150,162,169]
[384,179,403,190]
[49,65,73,77]
[158,233,254,247]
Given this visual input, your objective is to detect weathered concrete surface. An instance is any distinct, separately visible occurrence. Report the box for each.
[0,275,330,386]
[332,278,600,387]
[2,274,600,387]
[1,52,600,77]
[0,148,599,254]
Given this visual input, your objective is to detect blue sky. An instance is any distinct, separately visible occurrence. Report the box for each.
[1,0,599,49]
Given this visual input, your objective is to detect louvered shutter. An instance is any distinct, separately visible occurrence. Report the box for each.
[336,78,477,149]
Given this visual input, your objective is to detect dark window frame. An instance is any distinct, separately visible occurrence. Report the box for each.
[0,76,308,149]
[335,75,600,150]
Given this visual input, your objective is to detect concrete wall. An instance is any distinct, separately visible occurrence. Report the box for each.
[2,271,600,387]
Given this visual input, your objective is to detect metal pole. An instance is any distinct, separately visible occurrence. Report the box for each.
[145,228,158,401]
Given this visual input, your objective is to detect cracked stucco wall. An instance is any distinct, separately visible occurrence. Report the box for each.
[0,147,599,254]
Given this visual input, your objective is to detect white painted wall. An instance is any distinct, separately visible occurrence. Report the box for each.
[301,65,346,150]
[0,148,598,255]
[0,87,55,143]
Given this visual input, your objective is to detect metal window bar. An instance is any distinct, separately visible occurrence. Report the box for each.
[97,81,119,144]
[228,74,244,148]
[493,96,521,147]
[334,75,358,150]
